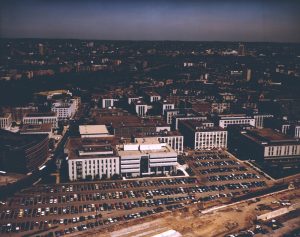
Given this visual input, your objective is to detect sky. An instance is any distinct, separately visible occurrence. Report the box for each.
[0,0,300,42]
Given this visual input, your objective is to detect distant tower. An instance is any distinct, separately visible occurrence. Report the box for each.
[86,42,94,48]
[38,43,44,56]
[238,43,245,56]
[246,69,252,81]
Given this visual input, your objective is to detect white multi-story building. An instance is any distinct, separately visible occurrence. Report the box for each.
[294,125,300,138]
[160,101,175,115]
[116,138,177,177]
[253,114,274,129]
[101,97,119,108]
[133,100,148,117]
[179,120,227,150]
[0,113,12,130]
[218,114,255,128]
[211,102,230,114]
[51,99,77,120]
[23,112,58,128]
[66,138,120,181]
[145,92,161,103]
[194,129,227,150]
[165,109,180,124]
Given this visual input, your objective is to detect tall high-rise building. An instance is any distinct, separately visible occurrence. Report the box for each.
[38,43,44,56]
[245,69,252,81]
[238,43,245,56]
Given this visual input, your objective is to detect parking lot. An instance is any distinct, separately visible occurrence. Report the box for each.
[0,151,271,236]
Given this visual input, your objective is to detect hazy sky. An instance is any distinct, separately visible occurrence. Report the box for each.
[1,0,300,42]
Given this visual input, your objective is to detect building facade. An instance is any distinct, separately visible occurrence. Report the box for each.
[179,120,227,150]
[117,138,177,177]
[218,114,255,128]
[66,138,120,181]
[102,98,119,108]
[23,112,58,128]
[51,100,77,120]
[0,113,12,129]
[231,128,300,166]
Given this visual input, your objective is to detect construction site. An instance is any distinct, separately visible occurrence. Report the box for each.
[85,184,300,237]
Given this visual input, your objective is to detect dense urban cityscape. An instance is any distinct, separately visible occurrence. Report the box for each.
[1,0,300,237]
[0,39,299,237]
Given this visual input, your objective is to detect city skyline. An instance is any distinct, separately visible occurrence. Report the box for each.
[1,0,300,42]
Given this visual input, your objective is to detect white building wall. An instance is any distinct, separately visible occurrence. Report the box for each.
[295,126,300,138]
[264,144,300,158]
[219,118,255,128]
[23,116,58,128]
[157,136,184,154]
[0,114,12,129]
[68,157,120,181]
[195,130,227,150]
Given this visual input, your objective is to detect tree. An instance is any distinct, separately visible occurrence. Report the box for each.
[85,175,92,181]
[112,174,121,180]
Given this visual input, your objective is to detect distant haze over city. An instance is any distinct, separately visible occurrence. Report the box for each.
[1,0,300,42]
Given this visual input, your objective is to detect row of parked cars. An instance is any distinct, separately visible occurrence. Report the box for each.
[194,160,240,168]
[22,177,197,195]
[207,173,261,182]
[200,166,247,175]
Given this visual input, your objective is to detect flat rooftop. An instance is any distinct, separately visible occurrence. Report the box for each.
[180,120,221,132]
[145,91,161,97]
[243,128,298,144]
[36,90,70,96]
[116,138,176,156]
[251,128,295,142]
[25,112,57,117]
[133,100,147,105]
[66,138,117,160]
[79,125,109,135]
[20,124,52,133]
[134,130,182,138]
[219,114,250,119]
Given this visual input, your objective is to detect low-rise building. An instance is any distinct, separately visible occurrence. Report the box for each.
[0,113,12,130]
[145,91,161,103]
[101,97,119,108]
[116,138,177,177]
[20,124,53,138]
[51,99,77,120]
[165,109,180,124]
[211,102,230,114]
[253,114,274,129]
[179,120,227,150]
[132,100,148,117]
[79,125,111,138]
[160,100,175,115]
[134,131,184,154]
[66,138,120,181]
[172,114,207,130]
[23,112,58,128]
[218,114,255,128]
[231,128,300,166]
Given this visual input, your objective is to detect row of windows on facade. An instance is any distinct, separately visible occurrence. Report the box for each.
[74,159,117,165]
[223,119,252,124]
[267,145,298,156]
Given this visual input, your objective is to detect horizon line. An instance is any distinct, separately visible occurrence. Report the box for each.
[1,37,300,44]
